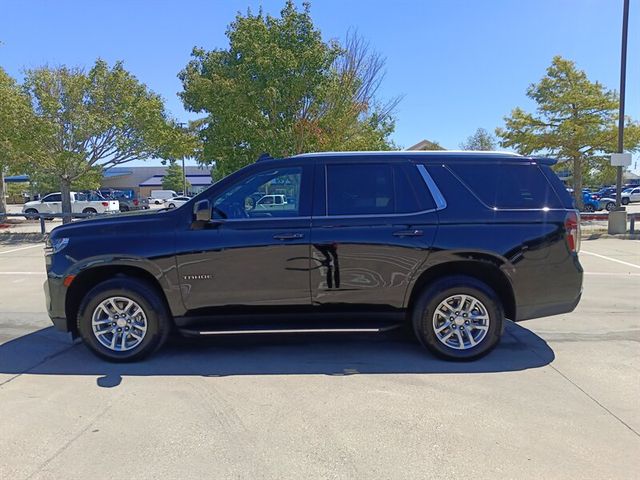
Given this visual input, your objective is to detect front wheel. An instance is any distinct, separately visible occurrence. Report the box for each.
[77,278,171,362]
[412,276,503,360]
[24,208,39,220]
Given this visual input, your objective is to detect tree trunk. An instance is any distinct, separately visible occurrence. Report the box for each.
[60,177,72,224]
[0,166,6,218]
[572,156,584,211]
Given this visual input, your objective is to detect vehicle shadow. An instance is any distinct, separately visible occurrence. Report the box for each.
[0,321,554,388]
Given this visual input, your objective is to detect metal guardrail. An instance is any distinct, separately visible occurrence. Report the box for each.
[0,212,114,234]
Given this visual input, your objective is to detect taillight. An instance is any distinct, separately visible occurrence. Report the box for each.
[133,199,139,206]
[565,211,580,253]
[101,202,109,207]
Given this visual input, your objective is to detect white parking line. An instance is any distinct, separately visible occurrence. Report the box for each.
[581,251,640,270]
[0,244,43,255]
[584,272,640,277]
[0,271,44,275]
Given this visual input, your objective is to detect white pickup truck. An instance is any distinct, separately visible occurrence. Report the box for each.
[22,192,119,218]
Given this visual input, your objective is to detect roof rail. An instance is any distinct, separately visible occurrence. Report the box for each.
[257,153,274,162]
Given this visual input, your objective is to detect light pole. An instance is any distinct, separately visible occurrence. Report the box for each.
[615,0,630,209]
[608,0,631,234]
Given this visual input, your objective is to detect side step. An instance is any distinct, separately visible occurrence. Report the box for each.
[178,323,402,337]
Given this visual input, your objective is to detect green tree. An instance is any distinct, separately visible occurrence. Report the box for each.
[162,161,191,193]
[179,1,397,179]
[24,59,194,222]
[0,68,47,215]
[496,56,640,208]
[460,128,497,151]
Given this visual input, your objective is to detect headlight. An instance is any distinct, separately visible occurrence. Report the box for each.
[46,237,70,255]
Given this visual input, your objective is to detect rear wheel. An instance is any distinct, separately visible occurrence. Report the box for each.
[77,278,171,362]
[82,207,97,215]
[583,204,595,212]
[120,205,129,212]
[168,203,176,209]
[412,276,503,360]
[622,198,630,205]
[605,201,615,212]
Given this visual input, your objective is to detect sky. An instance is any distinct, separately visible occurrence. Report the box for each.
[1,0,638,168]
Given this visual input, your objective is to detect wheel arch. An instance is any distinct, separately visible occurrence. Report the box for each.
[65,265,173,336]
[407,260,516,321]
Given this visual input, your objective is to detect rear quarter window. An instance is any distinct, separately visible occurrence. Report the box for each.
[447,163,564,209]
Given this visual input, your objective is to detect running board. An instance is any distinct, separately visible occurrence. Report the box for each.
[178,324,401,337]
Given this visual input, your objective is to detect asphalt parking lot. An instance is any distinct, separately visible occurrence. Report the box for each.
[0,237,638,479]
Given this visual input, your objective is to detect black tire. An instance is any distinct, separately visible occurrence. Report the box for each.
[412,275,503,360]
[622,198,629,205]
[583,204,595,212]
[77,278,172,362]
[24,208,39,220]
[605,202,615,212]
[168,203,175,209]
[82,207,97,215]
[120,205,129,212]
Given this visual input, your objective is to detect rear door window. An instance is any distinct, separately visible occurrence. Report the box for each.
[326,163,434,215]
[447,163,563,209]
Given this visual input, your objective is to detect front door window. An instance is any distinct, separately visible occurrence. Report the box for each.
[213,167,302,219]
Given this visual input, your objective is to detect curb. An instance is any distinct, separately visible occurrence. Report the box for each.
[581,232,640,241]
[0,232,48,244]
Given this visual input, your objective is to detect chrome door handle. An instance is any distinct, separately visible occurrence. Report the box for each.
[392,229,423,237]
[273,233,305,240]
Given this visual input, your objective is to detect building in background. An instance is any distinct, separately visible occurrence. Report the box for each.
[100,166,213,197]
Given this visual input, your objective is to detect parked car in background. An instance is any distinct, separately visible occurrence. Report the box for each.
[254,194,291,211]
[99,189,149,212]
[580,192,602,212]
[166,196,191,209]
[621,186,640,205]
[149,190,177,204]
[23,191,119,219]
[592,187,617,199]
[43,151,583,362]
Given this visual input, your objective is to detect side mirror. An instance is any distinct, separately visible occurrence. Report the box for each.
[193,199,212,222]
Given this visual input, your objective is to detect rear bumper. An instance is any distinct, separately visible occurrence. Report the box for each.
[515,291,582,321]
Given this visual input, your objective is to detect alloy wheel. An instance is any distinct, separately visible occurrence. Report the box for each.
[91,296,148,352]
[432,294,490,350]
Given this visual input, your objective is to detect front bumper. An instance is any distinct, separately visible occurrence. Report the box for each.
[44,276,70,332]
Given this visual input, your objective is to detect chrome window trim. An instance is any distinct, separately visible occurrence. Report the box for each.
[212,163,446,222]
[221,215,311,223]
[417,164,447,211]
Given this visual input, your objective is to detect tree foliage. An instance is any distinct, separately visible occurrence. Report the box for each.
[496,56,640,207]
[179,1,398,179]
[23,59,196,220]
[162,161,191,193]
[0,68,48,214]
[460,128,497,151]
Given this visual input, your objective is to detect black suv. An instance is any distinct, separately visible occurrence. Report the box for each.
[44,151,583,362]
